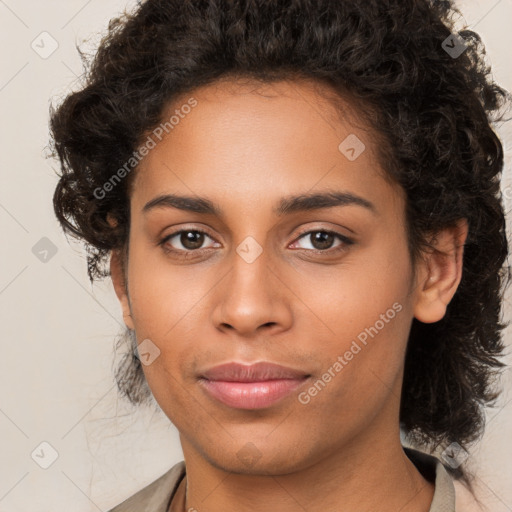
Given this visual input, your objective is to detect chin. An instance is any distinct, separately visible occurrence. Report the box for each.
[200,439,316,476]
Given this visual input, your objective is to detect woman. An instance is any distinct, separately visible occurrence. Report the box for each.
[49,0,510,510]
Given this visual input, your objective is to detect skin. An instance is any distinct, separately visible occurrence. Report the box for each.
[110,77,468,512]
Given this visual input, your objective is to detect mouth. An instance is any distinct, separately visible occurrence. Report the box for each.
[197,361,311,410]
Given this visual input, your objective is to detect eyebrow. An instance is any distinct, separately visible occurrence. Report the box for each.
[142,190,377,217]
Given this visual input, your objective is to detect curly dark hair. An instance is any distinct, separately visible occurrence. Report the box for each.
[49,0,510,479]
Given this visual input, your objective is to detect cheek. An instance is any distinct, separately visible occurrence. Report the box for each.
[125,241,212,338]
[301,301,411,401]
[303,236,414,397]
[140,359,213,438]
[307,235,412,347]
[292,306,413,449]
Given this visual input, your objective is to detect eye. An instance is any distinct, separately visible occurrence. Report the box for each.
[159,227,354,257]
[160,229,220,254]
[290,229,354,253]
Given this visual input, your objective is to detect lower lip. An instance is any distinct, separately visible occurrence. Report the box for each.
[199,377,308,409]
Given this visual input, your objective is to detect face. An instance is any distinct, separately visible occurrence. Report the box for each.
[110,77,460,475]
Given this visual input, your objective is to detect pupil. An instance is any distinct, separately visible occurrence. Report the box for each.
[312,232,333,250]
[182,231,203,249]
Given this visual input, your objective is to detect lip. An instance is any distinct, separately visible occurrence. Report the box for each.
[198,362,311,410]
[200,361,310,382]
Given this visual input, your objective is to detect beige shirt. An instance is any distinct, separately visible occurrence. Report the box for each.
[107,448,457,512]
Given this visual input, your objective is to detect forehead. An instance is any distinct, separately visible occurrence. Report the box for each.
[130,77,404,218]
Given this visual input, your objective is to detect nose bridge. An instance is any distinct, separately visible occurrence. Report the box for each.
[229,234,274,304]
[211,233,291,334]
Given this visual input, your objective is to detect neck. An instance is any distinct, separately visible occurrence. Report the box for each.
[179,427,434,512]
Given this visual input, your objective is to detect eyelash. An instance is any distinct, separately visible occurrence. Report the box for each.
[158,227,354,258]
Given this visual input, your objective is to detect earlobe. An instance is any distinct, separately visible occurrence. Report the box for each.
[413,219,468,324]
[110,249,135,331]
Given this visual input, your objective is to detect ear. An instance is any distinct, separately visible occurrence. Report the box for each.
[107,213,135,330]
[106,210,135,332]
[110,249,135,330]
[413,219,468,324]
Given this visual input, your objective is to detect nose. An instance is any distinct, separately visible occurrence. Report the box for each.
[211,245,293,337]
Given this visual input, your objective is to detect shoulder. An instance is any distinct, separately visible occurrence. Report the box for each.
[106,460,186,512]
[404,447,484,512]
[405,447,456,512]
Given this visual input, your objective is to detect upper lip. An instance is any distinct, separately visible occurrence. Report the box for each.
[200,362,310,382]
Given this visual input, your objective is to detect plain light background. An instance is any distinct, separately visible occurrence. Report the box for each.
[0,0,511,510]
